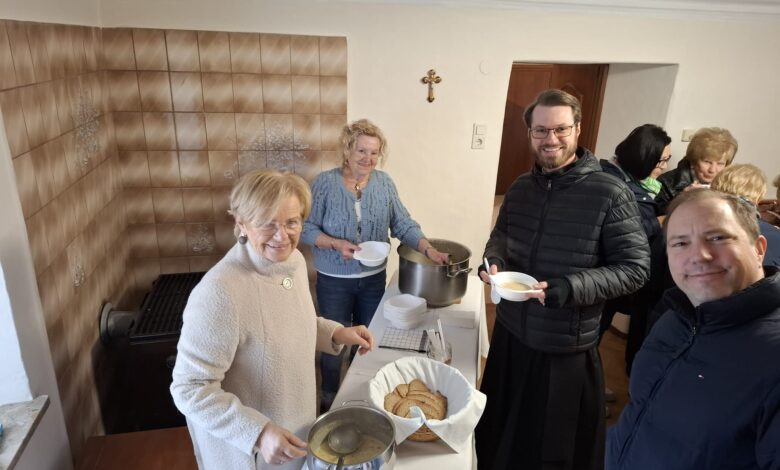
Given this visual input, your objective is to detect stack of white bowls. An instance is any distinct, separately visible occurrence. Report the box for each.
[383,294,427,329]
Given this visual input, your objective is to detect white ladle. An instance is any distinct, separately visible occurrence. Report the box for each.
[484,258,501,304]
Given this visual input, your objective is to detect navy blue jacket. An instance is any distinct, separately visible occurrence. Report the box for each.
[607,267,780,469]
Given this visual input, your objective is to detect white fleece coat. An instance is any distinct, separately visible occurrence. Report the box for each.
[170,243,343,470]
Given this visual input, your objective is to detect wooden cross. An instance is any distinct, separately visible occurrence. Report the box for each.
[421,69,442,103]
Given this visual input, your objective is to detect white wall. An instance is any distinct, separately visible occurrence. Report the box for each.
[0,0,101,25]
[596,63,678,159]
[95,0,779,274]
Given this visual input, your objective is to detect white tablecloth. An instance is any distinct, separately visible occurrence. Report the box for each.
[324,272,489,470]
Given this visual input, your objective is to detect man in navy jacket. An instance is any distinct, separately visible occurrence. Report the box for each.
[607,188,780,469]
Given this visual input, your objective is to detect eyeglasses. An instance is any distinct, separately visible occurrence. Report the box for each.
[658,155,672,165]
[529,124,577,139]
[256,218,303,236]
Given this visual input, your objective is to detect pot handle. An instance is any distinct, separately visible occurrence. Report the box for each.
[446,267,472,278]
[337,399,371,408]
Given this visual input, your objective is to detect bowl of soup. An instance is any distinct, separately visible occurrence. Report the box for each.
[491,271,541,302]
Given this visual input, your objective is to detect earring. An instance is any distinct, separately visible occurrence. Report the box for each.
[238,233,248,245]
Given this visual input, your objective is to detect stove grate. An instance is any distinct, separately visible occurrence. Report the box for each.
[130,272,206,341]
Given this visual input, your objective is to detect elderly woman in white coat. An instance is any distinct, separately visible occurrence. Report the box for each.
[171,169,375,470]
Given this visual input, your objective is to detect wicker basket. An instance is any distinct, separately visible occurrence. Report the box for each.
[408,424,440,442]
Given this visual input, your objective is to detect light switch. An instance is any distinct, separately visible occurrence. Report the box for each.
[475,124,487,135]
[471,123,486,149]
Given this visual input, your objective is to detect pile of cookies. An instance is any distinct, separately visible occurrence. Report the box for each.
[383,379,448,442]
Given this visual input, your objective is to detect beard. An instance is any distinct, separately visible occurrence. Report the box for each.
[532,142,578,171]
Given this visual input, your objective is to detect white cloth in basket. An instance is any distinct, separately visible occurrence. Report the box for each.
[368,356,487,453]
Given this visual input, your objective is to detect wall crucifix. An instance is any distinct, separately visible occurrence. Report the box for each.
[421,69,442,102]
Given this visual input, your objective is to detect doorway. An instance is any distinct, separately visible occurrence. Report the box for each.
[495,63,609,195]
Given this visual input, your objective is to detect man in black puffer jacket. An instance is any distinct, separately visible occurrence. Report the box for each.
[476,89,650,470]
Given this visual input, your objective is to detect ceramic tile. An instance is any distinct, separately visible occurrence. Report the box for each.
[38,82,62,141]
[291,75,320,114]
[43,138,69,198]
[198,31,230,73]
[208,151,239,186]
[232,73,263,113]
[229,32,261,74]
[107,71,141,111]
[13,150,41,217]
[189,255,218,272]
[174,112,207,150]
[165,30,200,72]
[290,35,319,76]
[266,150,294,172]
[25,23,52,82]
[137,71,173,111]
[60,130,84,182]
[57,25,78,77]
[182,188,214,222]
[186,223,216,255]
[133,29,168,71]
[159,256,190,274]
[152,188,184,222]
[66,25,88,75]
[321,150,342,170]
[124,187,155,223]
[0,88,31,156]
[112,112,146,150]
[128,223,159,258]
[264,114,294,150]
[170,72,204,112]
[178,150,211,186]
[101,28,136,70]
[214,221,236,252]
[319,37,347,76]
[84,27,100,72]
[294,150,322,184]
[52,79,74,133]
[65,232,87,291]
[292,114,321,151]
[46,318,69,376]
[202,72,234,112]
[260,34,290,75]
[41,197,66,256]
[80,167,101,221]
[59,185,80,245]
[262,75,292,114]
[211,186,233,221]
[117,150,151,187]
[0,22,19,89]
[320,114,346,151]
[143,112,177,150]
[69,180,90,235]
[5,21,35,85]
[204,113,237,150]
[234,113,265,151]
[37,266,60,328]
[40,23,65,80]
[155,223,188,256]
[26,210,51,274]
[51,251,75,312]
[148,150,181,187]
[29,145,55,206]
[319,76,347,114]
[238,150,266,175]
[19,84,46,148]
[132,257,161,293]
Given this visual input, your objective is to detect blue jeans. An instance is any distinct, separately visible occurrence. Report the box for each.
[316,270,386,405]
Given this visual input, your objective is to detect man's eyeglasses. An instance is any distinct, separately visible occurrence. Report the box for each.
[529,124,577,139]
[257,218,303,236]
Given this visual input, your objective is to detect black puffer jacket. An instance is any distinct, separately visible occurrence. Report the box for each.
[485,149,650,353]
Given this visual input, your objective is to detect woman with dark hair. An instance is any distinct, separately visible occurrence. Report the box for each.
[599,125,672,393]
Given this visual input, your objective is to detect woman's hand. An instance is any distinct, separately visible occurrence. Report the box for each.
[332,325,375,355]
[426,246,450,265]
[333,238,360,260]
[256,422,307,466]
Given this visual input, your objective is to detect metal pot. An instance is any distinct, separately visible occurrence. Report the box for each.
[307,402,395,470]
[398,238,472,307]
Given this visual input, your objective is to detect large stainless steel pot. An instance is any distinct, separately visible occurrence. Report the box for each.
[398,238,472,307]
[307,402,395,470]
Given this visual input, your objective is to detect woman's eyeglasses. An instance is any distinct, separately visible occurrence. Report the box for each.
[257,218,303,236]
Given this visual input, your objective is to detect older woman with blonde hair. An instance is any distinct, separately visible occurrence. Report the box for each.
[302,118,448,411]
[171,169,374,470]
[712,163,780,266]
[656,127,738,213]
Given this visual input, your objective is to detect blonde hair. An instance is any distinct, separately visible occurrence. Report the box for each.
[685,127,738,165]
[228,169,312,237]
[773,174,780,199]
[711,164,767,204]
[341,119,388,165]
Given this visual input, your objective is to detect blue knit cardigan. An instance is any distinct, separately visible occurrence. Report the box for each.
[301,168,425,275]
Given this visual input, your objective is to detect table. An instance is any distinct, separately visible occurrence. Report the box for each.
[329,272,488,470]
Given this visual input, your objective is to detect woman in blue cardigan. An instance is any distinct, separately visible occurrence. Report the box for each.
[301,119,448,411]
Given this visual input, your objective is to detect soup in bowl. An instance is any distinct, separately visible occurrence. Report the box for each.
[491,271,541,302]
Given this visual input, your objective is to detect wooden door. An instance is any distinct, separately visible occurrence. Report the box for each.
[495,63,609,195]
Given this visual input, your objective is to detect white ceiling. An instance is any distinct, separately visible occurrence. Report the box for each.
[342,0,780,20]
